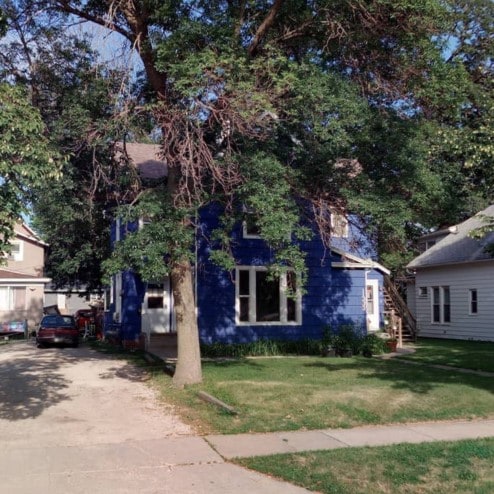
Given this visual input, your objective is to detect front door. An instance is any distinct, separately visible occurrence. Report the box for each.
[141,278,171,334]
[366,279,379,332]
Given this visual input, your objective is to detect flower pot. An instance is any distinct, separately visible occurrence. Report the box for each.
[386,340,398,352]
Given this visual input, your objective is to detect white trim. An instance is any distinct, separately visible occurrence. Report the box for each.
[0,278,51,284]
[138,216,151,230]
[14,231,49,247]
[331,252,390,275]
[0,286,28,311]
[242,220,262,239]
[115,218,121,242]
[431,286,451,324]
[365,278,380,331]
[235,266,302,326]
[8,240,24,261]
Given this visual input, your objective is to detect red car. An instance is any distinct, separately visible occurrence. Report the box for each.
[36,315,79,348]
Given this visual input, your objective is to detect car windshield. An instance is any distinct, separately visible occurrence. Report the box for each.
[42,316,75,328]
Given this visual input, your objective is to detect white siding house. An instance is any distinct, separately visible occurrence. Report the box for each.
[407,205,494,341]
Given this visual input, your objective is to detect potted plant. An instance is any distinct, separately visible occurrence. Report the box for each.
[386,338,398,352]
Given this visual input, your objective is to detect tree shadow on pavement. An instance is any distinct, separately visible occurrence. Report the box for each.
[0,341,153,421]
[0,346,72,420]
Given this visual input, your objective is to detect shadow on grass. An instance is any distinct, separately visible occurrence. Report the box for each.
[303,357,494,395]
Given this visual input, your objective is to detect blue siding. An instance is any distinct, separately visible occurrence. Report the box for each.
[120,270,145,341]
[196,205,380,344]
[112,204,384,344]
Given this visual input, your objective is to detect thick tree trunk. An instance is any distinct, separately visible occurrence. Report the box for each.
[171,260,202,387]
[166,165,202,388]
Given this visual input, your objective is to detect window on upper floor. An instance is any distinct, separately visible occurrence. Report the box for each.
[139,216,152,230]
[242,214,261,239]
[431,286,450,324]
[236,267,301,325]
[7,241,23,262]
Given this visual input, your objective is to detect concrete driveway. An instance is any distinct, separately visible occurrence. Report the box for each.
[0,342,308,494]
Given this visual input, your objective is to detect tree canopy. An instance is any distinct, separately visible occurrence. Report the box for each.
[2,0,492,385]
[0,82,61,252]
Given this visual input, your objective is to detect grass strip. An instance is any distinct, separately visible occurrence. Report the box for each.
[237,438,494,494]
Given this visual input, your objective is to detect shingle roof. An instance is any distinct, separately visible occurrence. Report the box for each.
[407,205,494,269]
[116,142,168,179]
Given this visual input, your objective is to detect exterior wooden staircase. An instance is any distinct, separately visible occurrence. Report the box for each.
[383,275,417,343]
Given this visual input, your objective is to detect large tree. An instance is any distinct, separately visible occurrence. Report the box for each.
[10,0,492,386]
[0,0,139,289]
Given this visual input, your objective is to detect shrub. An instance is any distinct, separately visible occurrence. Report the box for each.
[200,338,323,358]
[200,326,387,359]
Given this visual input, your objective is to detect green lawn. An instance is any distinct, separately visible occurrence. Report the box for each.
[237,438,494,494]
[397,338,494,373]
[154,353,494,434]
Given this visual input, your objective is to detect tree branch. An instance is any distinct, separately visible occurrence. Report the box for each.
[54,0,133,42]
[248,0,284,56]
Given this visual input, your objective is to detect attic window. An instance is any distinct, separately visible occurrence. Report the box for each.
[242,215,261,239]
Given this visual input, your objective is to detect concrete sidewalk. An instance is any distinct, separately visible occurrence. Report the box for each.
[206,419,494,459]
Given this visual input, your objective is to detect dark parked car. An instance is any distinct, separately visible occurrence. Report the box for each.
[36,315,79,348]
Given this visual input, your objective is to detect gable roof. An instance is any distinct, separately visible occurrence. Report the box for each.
[115,142,168,180]
[330,246,390,275]
[13,222,48,248]
[407,205,494,270]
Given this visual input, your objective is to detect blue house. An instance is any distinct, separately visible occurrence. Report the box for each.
[107,143,390,349]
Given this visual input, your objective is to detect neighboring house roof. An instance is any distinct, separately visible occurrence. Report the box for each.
[116,142,168,180]
[407,205,494,269]
[14,223,49,247]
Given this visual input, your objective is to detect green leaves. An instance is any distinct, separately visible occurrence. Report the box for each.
[0,83,61,250]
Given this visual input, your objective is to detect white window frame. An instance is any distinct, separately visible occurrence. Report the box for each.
[331,212,349,238]
[7,241,23,261]
[431,286,451,324]
[138,216,152,230]
[235,266,302,326]
[469,289,478,315]
[242,218,261,239]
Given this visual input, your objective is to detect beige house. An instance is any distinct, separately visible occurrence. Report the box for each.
[0,223,50,329]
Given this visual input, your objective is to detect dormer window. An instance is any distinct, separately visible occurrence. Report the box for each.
[331,212,348,238]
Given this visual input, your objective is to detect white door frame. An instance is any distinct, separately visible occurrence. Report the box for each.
[366,278,380,332]
[141,277,172,338]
